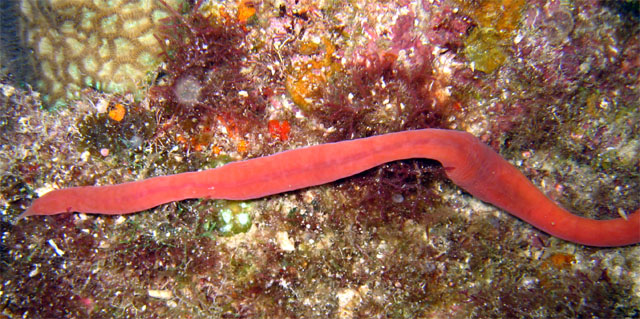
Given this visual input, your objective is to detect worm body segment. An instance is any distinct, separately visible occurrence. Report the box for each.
[21,129,640,247]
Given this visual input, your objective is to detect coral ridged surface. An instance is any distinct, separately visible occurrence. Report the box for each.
[20,0,182,105]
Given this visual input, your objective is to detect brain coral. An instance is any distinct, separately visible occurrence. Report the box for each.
[20,0,183,106]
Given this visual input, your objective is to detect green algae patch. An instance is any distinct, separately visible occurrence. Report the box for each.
[463,28,509,73]
[209,201,254,236]
[459,0,526,73]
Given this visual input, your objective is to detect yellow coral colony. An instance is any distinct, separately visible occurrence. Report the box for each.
[19,0,183,106]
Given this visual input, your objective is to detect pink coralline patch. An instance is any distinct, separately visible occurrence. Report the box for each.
[390,14,419,51]
[422,6,472,51]
[544,44,583,87]
[350,4,470,90]
[617,35,640,105]
[264,16,294,48]
[514,0,633,93]
[351,13,438,83]
[78,296,94,311]
[340,8,471,137]
[620,36,640,75]
[512,26,585,92]
[483,101,529,149]
[349,23,400,94]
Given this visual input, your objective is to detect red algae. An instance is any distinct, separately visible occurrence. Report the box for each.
[268,119,291,141]
[150,0,266,148]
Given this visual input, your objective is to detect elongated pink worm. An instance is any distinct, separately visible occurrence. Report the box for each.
[20,129,639,247]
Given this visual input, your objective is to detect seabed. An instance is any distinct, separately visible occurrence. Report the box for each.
[0,0,638,318]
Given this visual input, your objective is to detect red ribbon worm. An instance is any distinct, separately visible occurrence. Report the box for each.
[20,129,640,247]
